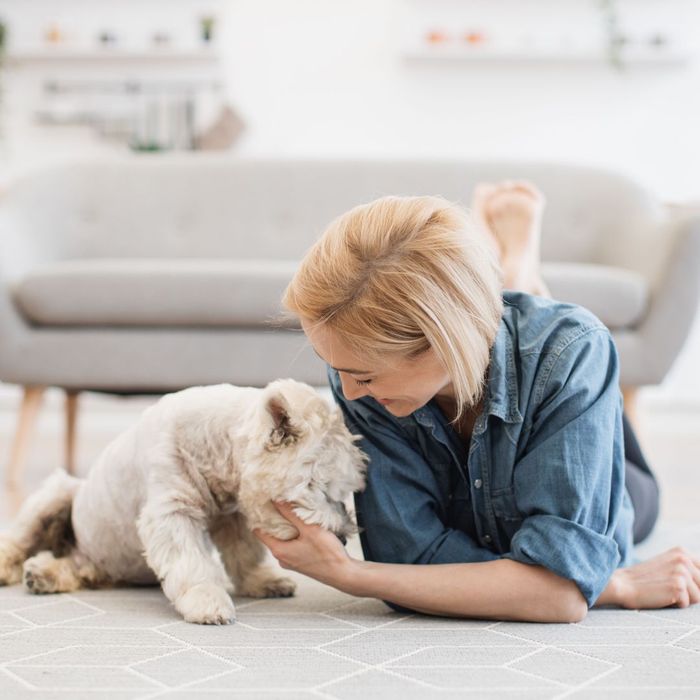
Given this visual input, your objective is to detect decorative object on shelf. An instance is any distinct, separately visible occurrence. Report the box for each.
[35,78,222,153]
[649,33,669,49]
[195,104,245,151]
[599,0,625,69]
[405,2,688,69]
[151,31,172,47]
[425,29,449,45]
[463,31,486,46]
[44,22,64,45]
[0,16,6,145]
[97,30,118,47]
[200,15,216,44]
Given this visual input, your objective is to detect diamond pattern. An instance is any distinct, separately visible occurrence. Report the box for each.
[0,533,699,698]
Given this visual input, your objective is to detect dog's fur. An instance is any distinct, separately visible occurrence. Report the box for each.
[0,379,367,624]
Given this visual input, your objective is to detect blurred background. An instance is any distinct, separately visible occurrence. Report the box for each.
[0,0,698,513]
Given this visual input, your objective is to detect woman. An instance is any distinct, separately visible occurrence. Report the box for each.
[255,182,700,622]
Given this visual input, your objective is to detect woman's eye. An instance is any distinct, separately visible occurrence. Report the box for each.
[355,378,372,386]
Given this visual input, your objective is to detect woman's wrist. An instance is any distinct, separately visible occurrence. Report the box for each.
[596,568,629,607]
[330,557,371,597]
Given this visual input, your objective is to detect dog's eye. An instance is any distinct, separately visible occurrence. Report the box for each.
[355,379,372,386]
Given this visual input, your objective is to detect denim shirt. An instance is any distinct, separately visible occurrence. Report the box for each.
[328,291,635,608]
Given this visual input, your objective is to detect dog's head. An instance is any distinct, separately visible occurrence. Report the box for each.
[251,378,367,538]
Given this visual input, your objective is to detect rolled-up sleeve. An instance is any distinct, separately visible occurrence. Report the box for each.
[328,367,498,567]
[503,328,626,606]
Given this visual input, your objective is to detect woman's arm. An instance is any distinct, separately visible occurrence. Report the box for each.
[255,502,588,623]
[340,557,588,623]
[256,504,700,621]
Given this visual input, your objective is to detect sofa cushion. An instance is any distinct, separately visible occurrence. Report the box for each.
[541,262,649,329]
[12,259,301,328]
[13,259,649,333]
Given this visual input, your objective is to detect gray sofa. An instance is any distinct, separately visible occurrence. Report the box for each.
[2,156,699,483]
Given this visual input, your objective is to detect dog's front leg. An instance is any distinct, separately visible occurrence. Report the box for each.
[137,504,235,624]
[210,512,296,599]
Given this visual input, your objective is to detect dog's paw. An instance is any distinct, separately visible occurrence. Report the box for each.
[176,583,236,625]
[241,576,297,598]
[0,538,24,586]
[23,552,60,594]
[237,574,297,599]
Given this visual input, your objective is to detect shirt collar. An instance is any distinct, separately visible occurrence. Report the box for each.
[479,315,523,430]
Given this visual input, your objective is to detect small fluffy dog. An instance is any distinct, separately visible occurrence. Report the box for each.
[0,379,366,624]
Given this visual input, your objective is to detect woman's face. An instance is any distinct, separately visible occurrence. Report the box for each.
[302,319,454,417]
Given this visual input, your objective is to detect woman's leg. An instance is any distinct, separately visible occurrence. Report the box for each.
[623,413,660,543]
[471,181,551,296]
[471,181,659,543]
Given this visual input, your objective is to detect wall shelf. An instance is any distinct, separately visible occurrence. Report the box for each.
[6,48,220,65]
[403,47,691,67]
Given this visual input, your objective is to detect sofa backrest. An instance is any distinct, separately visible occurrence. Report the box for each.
[1,156,665,279]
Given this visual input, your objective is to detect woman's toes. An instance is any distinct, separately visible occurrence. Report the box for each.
[511,181,546,202]
[486,189,542,228]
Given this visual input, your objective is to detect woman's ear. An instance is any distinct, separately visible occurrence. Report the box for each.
[265,393,302,450]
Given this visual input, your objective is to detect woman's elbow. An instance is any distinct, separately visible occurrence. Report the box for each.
[549,587,588,623]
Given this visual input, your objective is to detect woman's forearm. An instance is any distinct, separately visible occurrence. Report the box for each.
[333,557,588,623]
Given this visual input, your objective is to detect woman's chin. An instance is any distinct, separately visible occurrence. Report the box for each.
[382,400,417,417]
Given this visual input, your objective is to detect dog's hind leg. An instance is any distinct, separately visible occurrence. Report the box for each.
[0,469,82,585]
[22,549,105,594]
[210,513,296,599]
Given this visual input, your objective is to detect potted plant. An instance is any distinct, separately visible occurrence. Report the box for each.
[0,18,6,144]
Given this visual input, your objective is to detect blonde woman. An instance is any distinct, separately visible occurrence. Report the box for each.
[255,183,699,622]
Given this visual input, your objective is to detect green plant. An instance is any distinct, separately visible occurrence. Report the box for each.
[0,18,6,59]
[600,0,625,69]
[0,19,5,144]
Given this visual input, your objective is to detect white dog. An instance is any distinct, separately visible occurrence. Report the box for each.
[0,379,366,624]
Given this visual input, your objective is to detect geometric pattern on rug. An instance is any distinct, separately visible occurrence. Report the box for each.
[1,569,700,700]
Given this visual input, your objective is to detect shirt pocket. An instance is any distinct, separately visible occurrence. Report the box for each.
[490,485,524,541]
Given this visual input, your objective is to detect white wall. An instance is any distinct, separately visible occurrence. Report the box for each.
[222,0,700,200]
[1,0,699,403]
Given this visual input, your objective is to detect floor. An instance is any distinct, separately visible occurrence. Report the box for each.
[0,387,699,699]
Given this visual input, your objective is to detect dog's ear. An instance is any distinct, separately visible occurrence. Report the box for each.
[265,393,302,450]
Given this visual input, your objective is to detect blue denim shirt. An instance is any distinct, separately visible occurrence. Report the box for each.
[328,291,635,608]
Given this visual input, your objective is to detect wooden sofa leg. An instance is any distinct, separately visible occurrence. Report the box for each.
[6,385,47,488]
[621,386,640,430]
[65,390,80,475]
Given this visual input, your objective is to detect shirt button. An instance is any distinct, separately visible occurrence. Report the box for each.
[474,479,482,489]
[483,534,492,544]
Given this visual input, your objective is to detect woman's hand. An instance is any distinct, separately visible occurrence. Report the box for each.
[600,547,700,609]
[253,502,358,590]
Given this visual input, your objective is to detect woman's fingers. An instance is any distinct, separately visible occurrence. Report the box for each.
[253,528,278,552]
[682,561,700,605]
[273,501,307,529]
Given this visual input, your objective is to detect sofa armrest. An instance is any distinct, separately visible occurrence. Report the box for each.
[632,215,700,383]
[0,262,32,364]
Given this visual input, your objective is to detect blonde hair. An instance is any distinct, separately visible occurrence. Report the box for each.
[282,195,503,420]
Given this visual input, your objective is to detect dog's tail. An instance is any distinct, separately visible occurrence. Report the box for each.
[7,468,81,556]
[0,468,81,585]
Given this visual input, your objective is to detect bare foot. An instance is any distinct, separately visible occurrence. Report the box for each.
[471,181,550,296]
